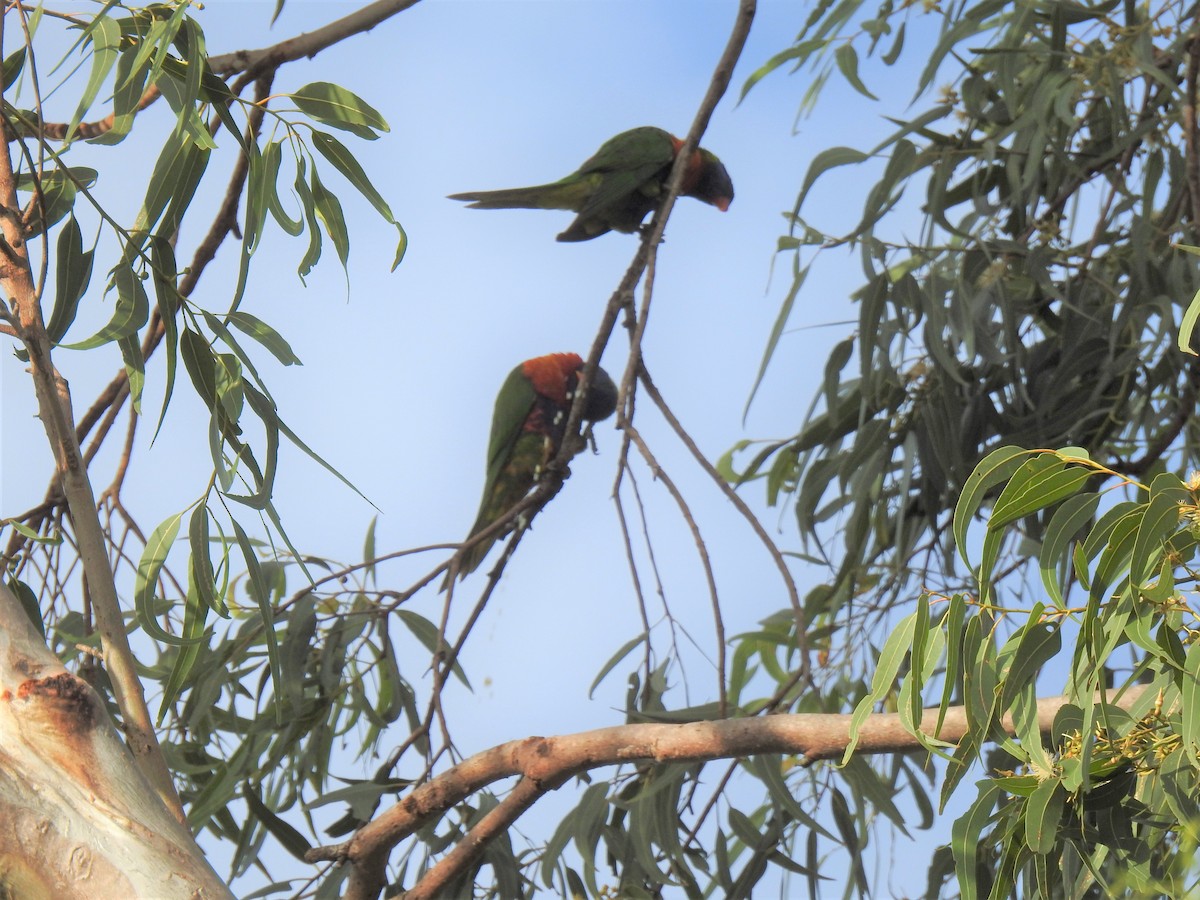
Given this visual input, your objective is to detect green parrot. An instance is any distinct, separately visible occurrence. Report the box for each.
[452,352,618,581]
[448,126,734,241]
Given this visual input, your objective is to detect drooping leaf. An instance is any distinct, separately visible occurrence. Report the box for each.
[953,446,1027,570]
[227,312,302,367]
[46,215,95,344]
[589,633,648,699]
[134,510,200,645]
[310,166,349,271]
[245,784,312,860]
[149,235,180,443]
[157,554,210,722]
[61,259,149,351]
[952,781,1001,900]
[292,81,388,139]
[67,13,121,141]
[843,611,917,761]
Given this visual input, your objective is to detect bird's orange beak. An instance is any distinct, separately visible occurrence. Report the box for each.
[715,198,731,212]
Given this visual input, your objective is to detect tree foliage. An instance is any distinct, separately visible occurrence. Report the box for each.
[6,0,1200,898]
[731,0,1200,895]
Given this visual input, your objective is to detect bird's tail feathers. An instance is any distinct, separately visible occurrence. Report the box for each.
[448,181,587,212]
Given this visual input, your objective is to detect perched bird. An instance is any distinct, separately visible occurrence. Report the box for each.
[448,126,734,241]
[452,353,618,580]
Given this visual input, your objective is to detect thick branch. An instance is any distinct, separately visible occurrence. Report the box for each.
[208,0,422,79]
[331,684,1149,899]
[0,582,232,897]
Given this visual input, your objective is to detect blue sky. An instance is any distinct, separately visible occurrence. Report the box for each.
[0,1,955,894]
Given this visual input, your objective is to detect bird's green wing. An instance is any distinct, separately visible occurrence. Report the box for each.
[574,127,677,221]
[472,364,537,535]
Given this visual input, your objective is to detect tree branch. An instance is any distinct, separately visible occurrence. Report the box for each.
[207,0,423,80]
[0,583,232,897]
[327,684,1150,899]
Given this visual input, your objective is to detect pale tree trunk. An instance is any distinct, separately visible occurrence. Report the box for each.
[0,582,232,899]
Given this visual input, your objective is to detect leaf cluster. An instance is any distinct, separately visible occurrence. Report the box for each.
[736,0,1200,615]
[724,0,1200,895]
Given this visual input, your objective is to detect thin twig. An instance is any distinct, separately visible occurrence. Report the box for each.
[639,362,810,683]
[624,420,727,715]
[612,455,655,692]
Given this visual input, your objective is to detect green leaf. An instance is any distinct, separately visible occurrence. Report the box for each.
[361,517,378,586]
[134,129,210,240]
[1089,509,1142,604]
[745,264,812,421]
[134,510,201,645]
[953,445,1027,570]
[1077,500,1142,571]
[3,47,27,91]
[61,260,149,350]
[999,618,1061,710]
[311,166,349,270]
[989,455,1092,531]
[245,784,312,860]
[227,312,302,367]
[7,578,45,638]
[157,555,210,722]
[1183,639,1200,768]
[159,17,212,149]
[952,781,1001,900]
[46,215,95,344]
[311,130,396,223]
[740,39,828,100]
[1040,492,1100,607]
[149,236,180,444]
[280,592,316,713]
[310,129,407,269]
[13,162,93,221]
[396,609,470,689]
[92,40,151,145]
[292,82,388,139]
[233,520,283,723]
[275,412,375,509]
[228,143,266,313]
[901,593,930,734]
[223,385,280,511]
[67,14,121,141]
[589,633,647,698]
[1130,474,1188,585]
[188,505,227,617]
[263,140,303,236]
[843,611,917,761]
[294,157,323,278]
[937,593,968,734]
[118,333,144,413]
[2,519,60,545]
[882,20,906,65]
[1179,284,1200,355]
[180,327,219,412]
[841,756,909,835]
[796,147,869,214]
[834,43,878,100]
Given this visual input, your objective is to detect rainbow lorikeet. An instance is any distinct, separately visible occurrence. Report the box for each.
[448,126,734,241]
[453,353,618,580]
